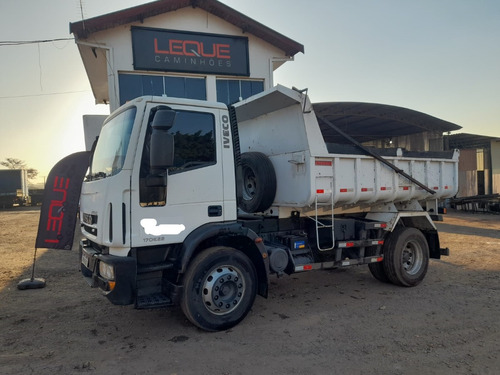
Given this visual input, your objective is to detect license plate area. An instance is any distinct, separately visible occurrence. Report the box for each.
[81,246,98,271]
[81,252,90,268]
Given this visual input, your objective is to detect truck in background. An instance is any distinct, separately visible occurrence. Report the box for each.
[0,169,30,208]
[75,85,459,331]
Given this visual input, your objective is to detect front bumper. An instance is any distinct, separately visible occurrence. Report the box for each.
[80,240,136,305]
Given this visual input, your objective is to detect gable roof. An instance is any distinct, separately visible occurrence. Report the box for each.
[70,0,304,56]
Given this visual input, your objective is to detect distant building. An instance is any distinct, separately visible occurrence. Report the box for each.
[445,133,500,197]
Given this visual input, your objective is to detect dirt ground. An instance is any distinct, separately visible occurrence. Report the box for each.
[0,207,499,375]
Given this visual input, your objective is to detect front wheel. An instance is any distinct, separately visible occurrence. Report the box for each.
[382,227,429,287]
[181,246,257,331]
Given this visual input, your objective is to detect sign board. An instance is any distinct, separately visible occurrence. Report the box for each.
[132,27,250,76]
[35,152,90,250]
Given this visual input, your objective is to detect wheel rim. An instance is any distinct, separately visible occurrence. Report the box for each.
[401,240,423,275]
[202,265,246,315]
[242,167,256,201]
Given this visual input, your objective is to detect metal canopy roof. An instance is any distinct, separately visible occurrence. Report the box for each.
[445,133,500,149]
[69,0,304,57]
[313,102,462,144]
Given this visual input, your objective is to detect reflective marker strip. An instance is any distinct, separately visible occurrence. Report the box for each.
[315,160,332,166]
[340,188,354,193]
[295,265,312,271]
[338,242,354,247]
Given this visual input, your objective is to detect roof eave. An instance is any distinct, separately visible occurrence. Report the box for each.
[69,0,304,57]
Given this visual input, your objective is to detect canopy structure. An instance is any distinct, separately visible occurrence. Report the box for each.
[446,133,500,149]
[313,102,461,144]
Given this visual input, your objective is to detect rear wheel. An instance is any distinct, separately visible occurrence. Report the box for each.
[181,246,257,331]
[382,227,429,287]
[368,261,390,283]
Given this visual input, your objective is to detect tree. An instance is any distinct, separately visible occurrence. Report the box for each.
[0,158,38,180]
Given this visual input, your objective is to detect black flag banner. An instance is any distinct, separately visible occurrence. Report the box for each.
[35,151,91,250]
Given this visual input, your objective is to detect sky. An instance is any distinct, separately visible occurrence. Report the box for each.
[1,0,499,184]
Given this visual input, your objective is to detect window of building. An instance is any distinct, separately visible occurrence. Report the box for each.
[216,79,264,105]
[119,74,206,105]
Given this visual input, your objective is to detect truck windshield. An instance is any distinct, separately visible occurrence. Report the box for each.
[90,107,136,179]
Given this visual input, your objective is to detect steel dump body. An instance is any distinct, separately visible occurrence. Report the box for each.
[234,85,458,210]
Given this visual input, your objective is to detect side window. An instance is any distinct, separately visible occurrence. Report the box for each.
[168,111,216,173]
[139,108,216,207]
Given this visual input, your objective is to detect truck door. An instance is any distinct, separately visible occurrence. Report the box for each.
[129,104,230,247]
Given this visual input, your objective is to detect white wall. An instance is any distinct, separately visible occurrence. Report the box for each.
[83,115,107,151]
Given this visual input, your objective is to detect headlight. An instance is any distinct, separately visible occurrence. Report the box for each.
[99,261,115,280]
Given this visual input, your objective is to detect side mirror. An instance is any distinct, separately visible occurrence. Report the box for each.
[148,109,176,187]
[152,108,176,130]
[150,109,176,170]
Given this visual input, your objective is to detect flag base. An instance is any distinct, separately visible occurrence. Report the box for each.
[17,278,46,290]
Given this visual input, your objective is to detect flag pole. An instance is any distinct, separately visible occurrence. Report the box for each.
[17,247,46,290]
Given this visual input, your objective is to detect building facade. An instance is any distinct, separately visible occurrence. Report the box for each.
[70,0,303,112]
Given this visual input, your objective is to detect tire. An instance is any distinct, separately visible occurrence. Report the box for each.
[240,152,276,213]
[382,227,429,287]
[181,246,257,331]
[368,261,390,283]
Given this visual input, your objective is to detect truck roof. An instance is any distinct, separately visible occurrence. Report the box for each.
[128,95,229,111]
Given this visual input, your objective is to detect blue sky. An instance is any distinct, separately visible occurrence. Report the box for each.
[1,0,499,183]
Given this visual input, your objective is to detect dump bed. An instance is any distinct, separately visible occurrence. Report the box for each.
[234,85,459,209]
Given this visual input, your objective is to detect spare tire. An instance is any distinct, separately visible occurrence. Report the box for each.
[239,152,276,213]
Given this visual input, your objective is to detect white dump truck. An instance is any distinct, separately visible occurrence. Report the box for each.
[78,85,458,331]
